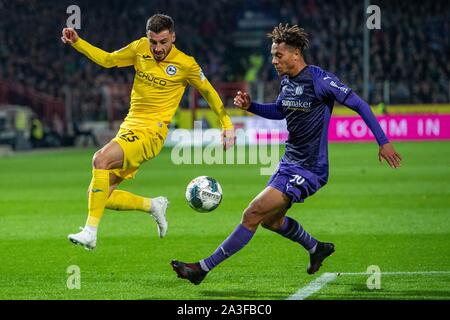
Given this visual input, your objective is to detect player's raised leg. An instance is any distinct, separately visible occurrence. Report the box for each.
[68,141,124,250]
[105,187,169,238]
[171,186,289,285]
[104,127,169,237]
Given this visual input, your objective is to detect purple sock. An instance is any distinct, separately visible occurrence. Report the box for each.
[276,216,317,252]
[200,224,255,271]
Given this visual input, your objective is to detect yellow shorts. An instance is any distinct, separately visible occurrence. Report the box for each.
[111,124,167,180]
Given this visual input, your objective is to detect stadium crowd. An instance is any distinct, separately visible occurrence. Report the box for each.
[0,0,448,123]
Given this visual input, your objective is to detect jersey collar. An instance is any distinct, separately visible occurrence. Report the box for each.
[289,64,309,79]
[160,45,179,62]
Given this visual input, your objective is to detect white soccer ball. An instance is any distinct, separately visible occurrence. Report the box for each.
[185,176,222,213]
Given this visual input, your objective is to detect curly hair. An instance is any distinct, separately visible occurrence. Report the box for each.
[267,23,309,53]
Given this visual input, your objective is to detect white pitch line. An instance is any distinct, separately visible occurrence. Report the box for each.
[288,271,450,300]
[337,271,450,276]
[287,272,337,300]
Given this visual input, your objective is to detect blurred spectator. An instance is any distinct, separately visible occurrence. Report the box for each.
[30,114,44,148]
[73,120,99,147]
[0,0,448,127]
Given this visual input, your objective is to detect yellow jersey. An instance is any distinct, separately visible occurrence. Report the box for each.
[72,37,233,133]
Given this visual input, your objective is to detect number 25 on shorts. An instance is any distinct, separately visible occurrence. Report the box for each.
[119,130,140,142]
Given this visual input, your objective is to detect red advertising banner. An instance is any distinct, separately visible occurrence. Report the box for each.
[252,115,450,143]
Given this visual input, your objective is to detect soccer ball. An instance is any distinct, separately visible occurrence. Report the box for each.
[185,176,222,212]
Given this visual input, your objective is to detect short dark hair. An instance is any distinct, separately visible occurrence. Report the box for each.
[267,23,309,53]
[146,14,174,33]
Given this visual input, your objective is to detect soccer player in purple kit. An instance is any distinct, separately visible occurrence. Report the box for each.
[171,24,402,285]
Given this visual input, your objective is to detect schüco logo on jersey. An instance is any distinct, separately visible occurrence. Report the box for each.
[136,69,167,86]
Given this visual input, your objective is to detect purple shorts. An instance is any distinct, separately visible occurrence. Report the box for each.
[267,161,327,206]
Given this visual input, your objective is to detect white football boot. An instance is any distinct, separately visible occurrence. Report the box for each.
[150,196,169,238]
[68,227,97,250]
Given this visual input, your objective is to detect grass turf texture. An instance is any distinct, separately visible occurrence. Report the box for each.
[0,141,449,299]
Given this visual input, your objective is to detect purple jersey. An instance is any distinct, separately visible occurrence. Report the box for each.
[279,65,353,178]
[248,65,389,203]
[249,65,388,181]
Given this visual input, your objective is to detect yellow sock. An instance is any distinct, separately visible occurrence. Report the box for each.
[86,169,110,228]
[105,190,151,212]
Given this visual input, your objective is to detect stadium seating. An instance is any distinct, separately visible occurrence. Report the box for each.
[0,0,448,126]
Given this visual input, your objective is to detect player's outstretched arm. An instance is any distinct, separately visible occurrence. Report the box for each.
[61,28,134,68]
[379,142,402,169]
[233,91,251,110]
[235,91,285,120]
[187,62,235,150]
[202,85,235,150]
[221,129,236,150]
[315,70,403,169]
[61,28,79,45]
[343,92,402,169]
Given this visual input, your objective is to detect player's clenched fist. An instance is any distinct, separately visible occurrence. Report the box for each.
[233,91,251,110]
[61,28,79,45]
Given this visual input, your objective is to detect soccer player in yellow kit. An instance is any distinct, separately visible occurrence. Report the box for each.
[62,14,235,250]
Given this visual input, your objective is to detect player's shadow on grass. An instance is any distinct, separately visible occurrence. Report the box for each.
[198,290,286,299]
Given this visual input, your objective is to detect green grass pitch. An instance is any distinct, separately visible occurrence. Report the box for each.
[0,141,449,299]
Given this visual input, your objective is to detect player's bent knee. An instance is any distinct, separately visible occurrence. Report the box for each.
[261,217,284,231]
[246,200,265,215]
[241,202,267,228]
[92,152,110,169]
[261,222,275,230]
